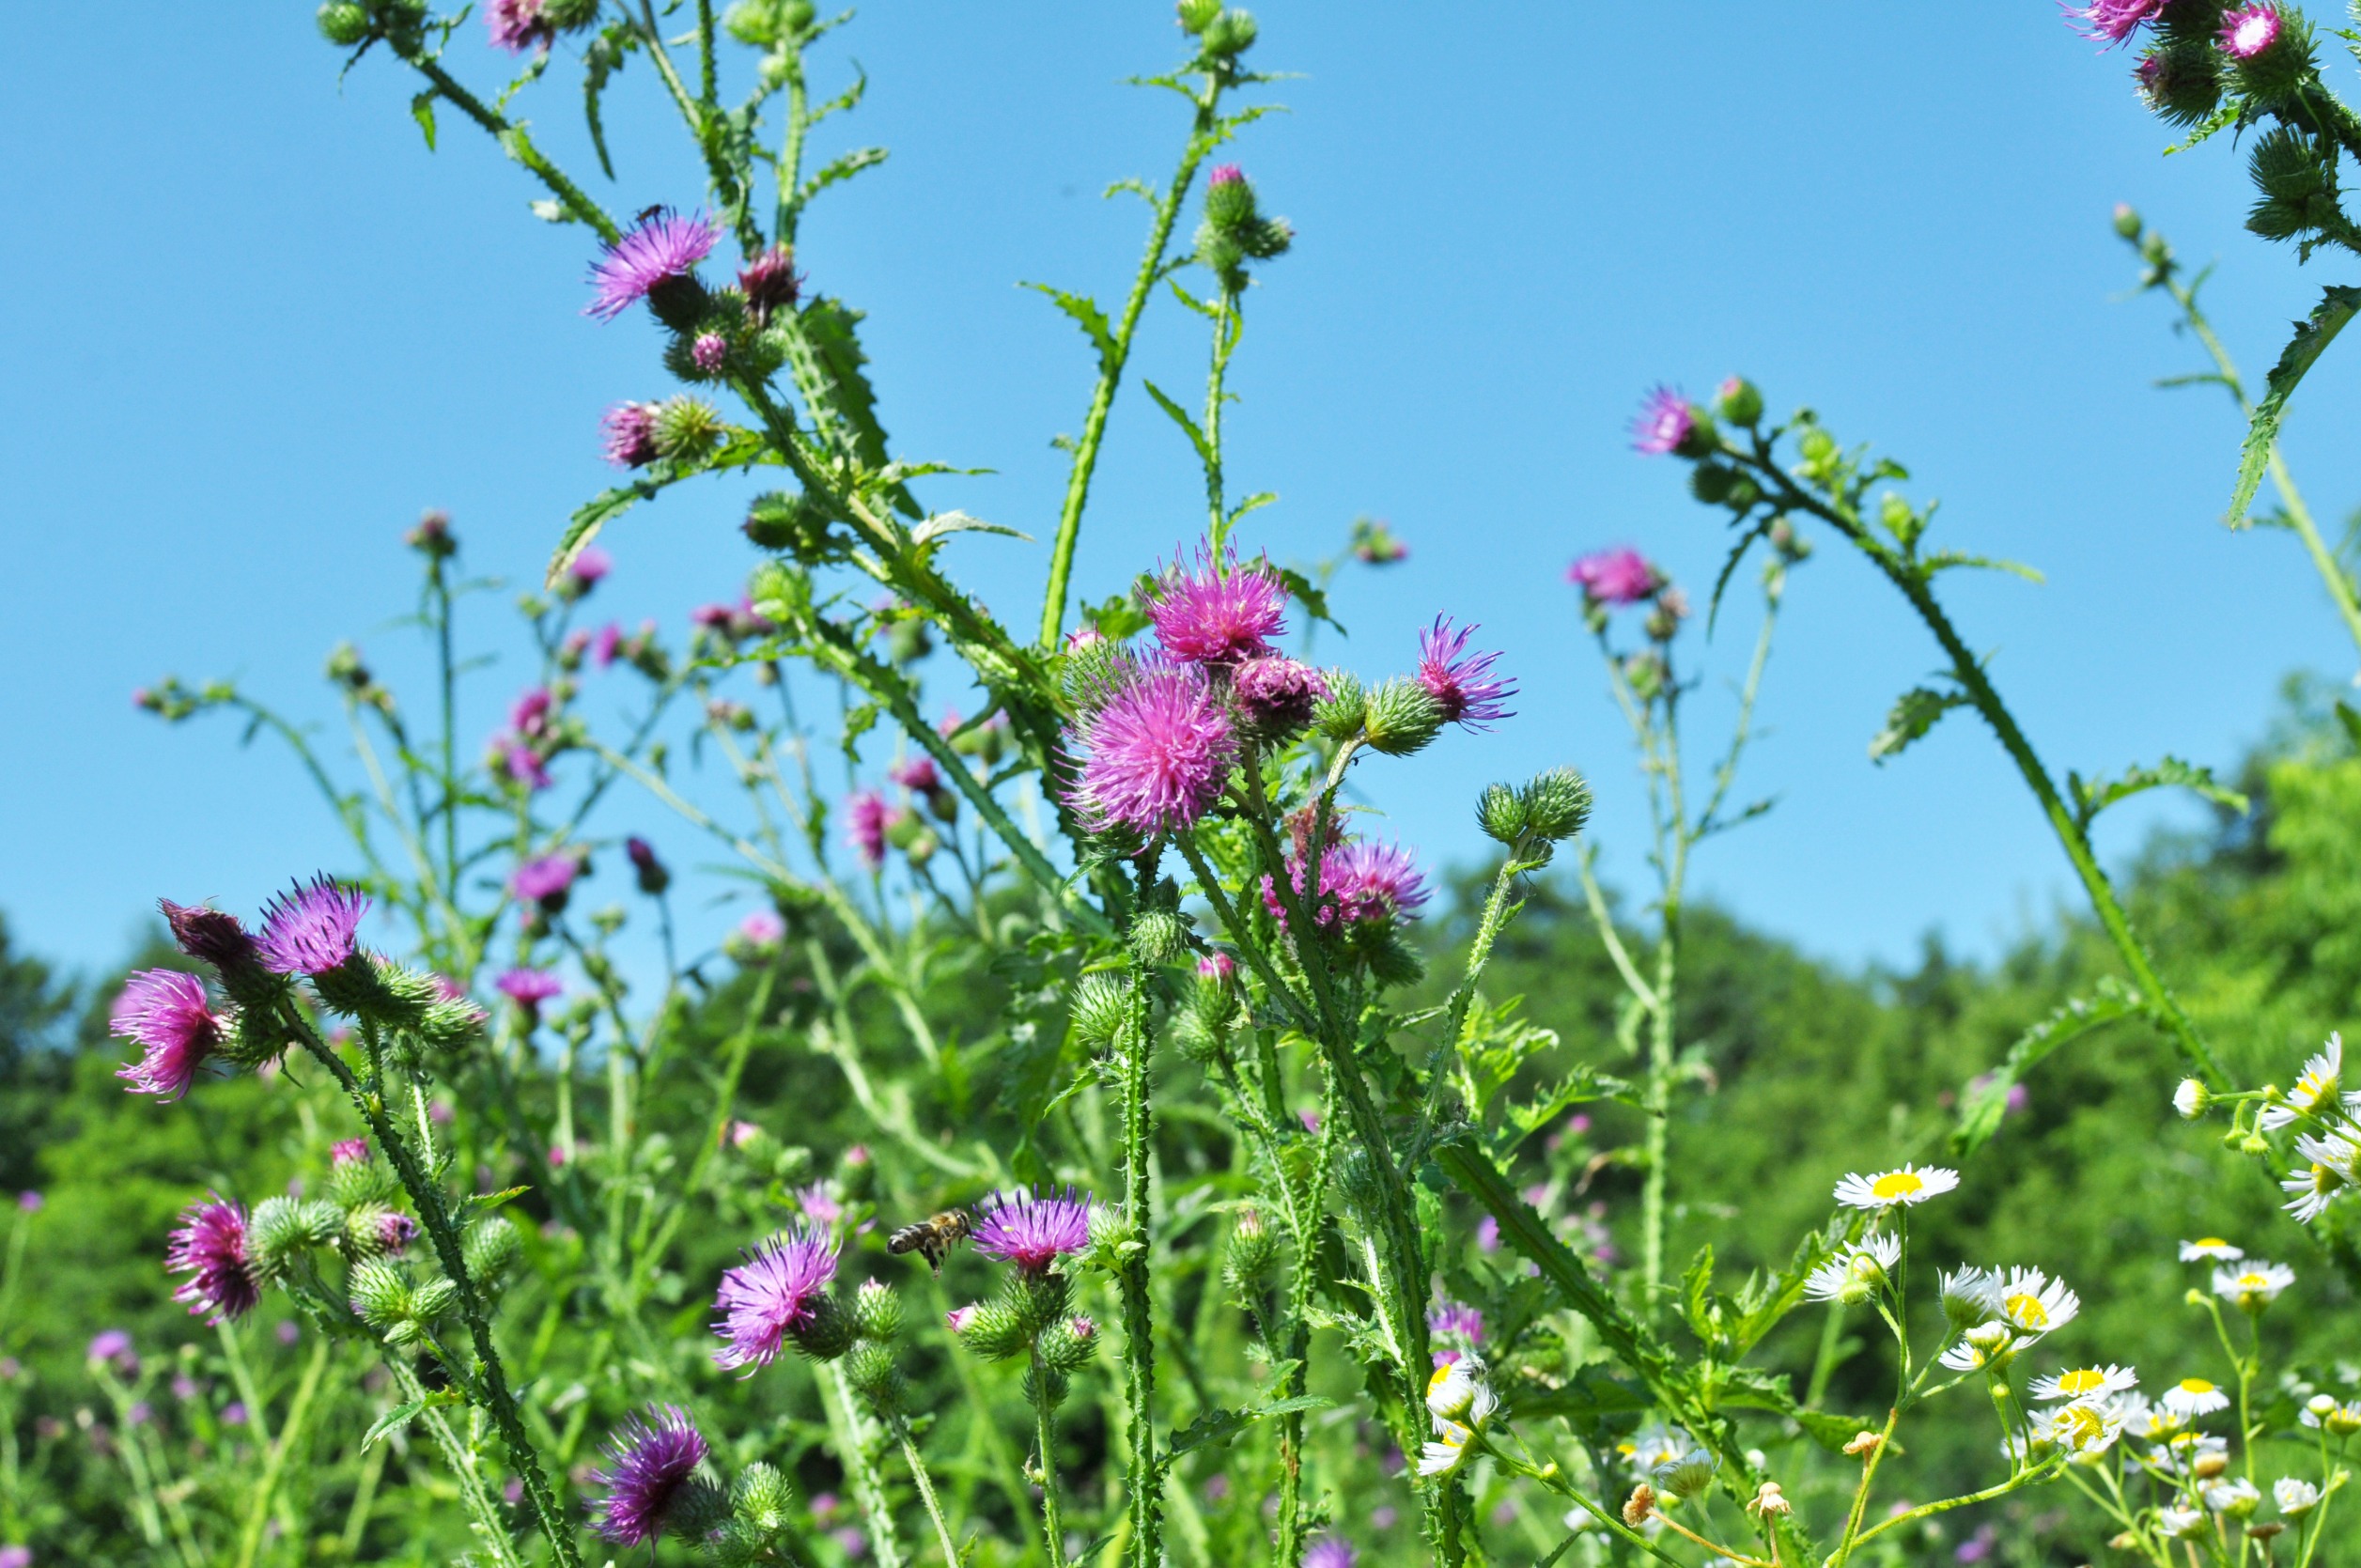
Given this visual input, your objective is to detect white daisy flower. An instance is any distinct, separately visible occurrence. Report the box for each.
[1424,1358,1497,1426]
[2033,1399,2127,1461]
[2202,1477,2261,1518]
[1939,1266,2002,1328]
[2162,1376,2230,1417]
[1996,1267,2079,1337]
[2173,1078,2211,1118]
[1803,1232,1901,1303]
[1621,1426,1689,1472]
[2213,1261,2294,1312]
[2156,1506,2205,1540]
[1417,1420,1475,1478]
[2260,1033,2342,1131]
[2299,1393,2338,1426]
[1939,1321,2017,1374]
[2276,1477,2322,1517]
[1833,1164,1959,1210]
[2029,1364,2138,1404]
[2178,1237,2243,1263]
[2281,1156,2347,1224]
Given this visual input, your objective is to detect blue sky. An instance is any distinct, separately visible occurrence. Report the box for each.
[5,3,2359,980]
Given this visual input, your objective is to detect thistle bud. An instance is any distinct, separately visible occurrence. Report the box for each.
[1224,1207,1278,1285]
[2219,5,2311,106]
[852,1278,904,1342]
[1069,972,1129,1047]
[1175,0,1220,33]
[954,1290,1032,1361]
[409,1277,459,1325]
[1128,908,1189,967]
[843,1339,903,1415]
[1477,783,1529,846]
[1362,677,1445,757]
[1312,670,1368,741]
[1689,464,1740,506]
[1521,767,1593,842]
[1714,376,1763,427]
[249,1197,342,1278]
[731,1463,797,1534]
[342,1203,414,1260]
[1199,8,1257,57]
[652,397,723,462]
[317,2,371,44]
[625,836,670,896]
[1037,1314,1098,1373]
[347,1258,411,1329]
[463,1216,521,1282]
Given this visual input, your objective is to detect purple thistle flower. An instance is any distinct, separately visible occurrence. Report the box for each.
[0,1546,31,1568]
[1567,546,1659,607]
[626,835,669,894]
[17,1191,40,1213]
[487,0,553,53]
[1066,660,1240,836]
[1323,840,1430,924]
[376,1212,419,1255]
[1198,950,1236,981]
[797,1183,843,1226]
[593,622,624,669]
[511,687,554,737]
[1305,1536,1359,1568]
[569,546,612,588]
[737,910,785,951]
[971,1187,1095,1273]
[588,1405,709,1545]
[1476,1215,1500,1253]
[1208,163,1246,188]
[256,877,369,976]
[712,1226,840,1371]
[112,970,227,1099]
[2061,0,2167,45]
[691,333,729,373]
[600,402,660,468]
[1427,1300,1484,1343]
[1142,544,1288,664]
[496,969,564,1009]
[1631,385,1697,456]
[505,744,553,791]
[1416,617,1516,729]
[159,899,261,975]
[846,790,897,869]
[88,1329,135,1368]
[1231,655,1329,734]
[890,755,940,793]
[738,245,803,325]
[2219,3,2280,55]
[586,210,721,322]
[165,1196,261,1324]
[330,1139,370,1168]
[510,853,582,909]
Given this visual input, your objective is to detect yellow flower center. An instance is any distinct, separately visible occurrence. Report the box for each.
[1426,1365,1454,1399]
[2056,1405,2105,1447]
[2236,1273,2268,1291]
[2005,1292,2049,1328]
[2057,1369,2105,1396]
[2294,1069,2337,1108]
[2178,1378,2215,1396]
[2194,1237,2229,1250]
[1870,1172,1925,1201]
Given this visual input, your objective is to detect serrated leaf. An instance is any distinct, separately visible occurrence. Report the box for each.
[1919,551,2043,583]
[911,511,1031,549]
[1868,687,1966,763]
[2229,285,2361,524]
[469,1186,531,1211]
[1272,565,1345,637]
[582,23,634,181]
[800,298,920,519]
[1951,979,2142,1157]
[1716,1366,1858,1453]
[2069,754,2249,830]
[1079,592,1153,642]
[1142,379,1213,469]
[411,89,438,151]
[1021,283,1117,372]
[2164,101,2239,155]
[363,1398,430,1451]
[1161,1395,1330,1464]
[796,147,890,210]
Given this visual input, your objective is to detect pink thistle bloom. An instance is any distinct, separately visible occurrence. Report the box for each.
[944,1304,978,1332]
[1476,1215,1500,1253]
[600,402,660,468]
[330,1139,370,1168]
[738,909,785,950]
[2219,4,2280,55]
[1142,544,1288,664]
[1067,660,1240,835]
[1208,163,1246,188]
[972,1187,1095,1273]
[593,622,624,668]
[728,1120,762,1148]
[510,687,555,737]
[1568,546,1659,607]
[833,1528,868,1560]
[505,743,553,791]
[2062,0,2167,45]
[569,546,613,588]
[1305,1536,1359,1568]
[1232,655,1329,733]
[585,210,721,322]
[1416,616,1516,728]
[738,245,802,325]
[797,1183,844,1226]
[159,899,261,974]
[846,789,896,869]
[588,1405,709,1545]
[1631,385,1697,456]
[113,970,227,1099]
[165,1196,260,1324]
[257,877,370,976]
[496,969,563,1009]
[376,1212,418,1254]
[487,0,553,53]
[712,1225,840,1371]
[510,853,582,908]
[17,1190,41,1212]
[1427,1300,1483,1343]
[890,755,940,793]
[691,602,736,630]
[1197,950,1236,981]
[88,1329,135,1368]
[1322,840,1430,924]
[842,1144,871,1169]
[690,333,729,373]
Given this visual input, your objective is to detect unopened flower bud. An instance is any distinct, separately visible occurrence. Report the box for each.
[1362,677,1445,757]
[788,1293,858,1362]
[1198,8,1256,57]
[463,1216,521,1282]
[1312,670,1367,742]
[2173,1078,2210,1118]
[1128,908,1189,968]
[1069,972,1129,1047]
[346,1259,410,1329]
[852,1278,903,1342]
[651,397,723,462]
[317,3,371,45]
[1038,1313,1098,1374]
[1715,376,1763,427]
[2112,203,2142,241]
[1522,767,1594,842]
[1175,0,1220,33]
[1225,1208,1278,1284]
[1477,783,1529,846]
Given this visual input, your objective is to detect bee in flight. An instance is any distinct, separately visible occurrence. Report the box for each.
[888,1207,975,1272]
[630,204,668,227]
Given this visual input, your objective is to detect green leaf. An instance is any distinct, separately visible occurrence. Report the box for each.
[2069,754,2250,831]
[1919,551,2044,583]
[410,88,439,151]
[1142,379,1213,470]
[1161,1394,1331,1465]
[544,432,773,588]
[467,1186,531,1211]
[1506,1364,1651,1425]
[1951,978,2142,1157]
[2229,285,2361,524]
[1021,284,1117,373]
[582,23,635,181]
[2336,700,2361,753]
[796,147,890,210]
[800,298,921,519]
[910,511,1032,551]
[1868,687,1966,763]
[1080,593,1153,642]
[1716,1365,1859,1453]
[362,1397,432,1451]
[1272,565,1345,637]
[2163,101,2239,155]
[1680,1244,1722,1351]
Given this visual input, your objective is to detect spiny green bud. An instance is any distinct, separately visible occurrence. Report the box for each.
[1175,0,1221,34]
[1714,376,1763,427]
[347,1258,411,1329]
[1335,1148,1387,1230]
[1362,677,1445,757]
[742,489,836,562]
[1060,631,1129,716]
[1037,1313,1098,1374]
[723,0,807,46]
[1477,783,1529,846]
[1025,1360,1071,1412]
[1224,1207,1279,1286]
[843,1339,903,1414]
[462,1216,521,1282]
[730,1462,798,1534]
[329,1149,396,1209]
[852,1278,904,1342]
[670,1482,733,1541]
[953,1292,1031,1361]
[790,1293,858,1362]
[1128,908,1189,967]
[1015,1271,1074,1338]
[1689,463,1740,505]
[1199,8,1257,57]
[1521,767,1594,842]
[249,1197,342,1278]
[216,1005,286,1070]
[653,397,724,462]
[410,1278,459,1324]
[342,1203,406,1261]
[317,2,371,44]
[1312,669,1367,742]
[1069,972,1130,1047]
